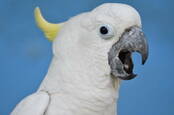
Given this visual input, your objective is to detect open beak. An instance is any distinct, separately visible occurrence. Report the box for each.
[108,26,148,80]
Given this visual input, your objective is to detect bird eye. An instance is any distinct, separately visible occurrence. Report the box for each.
[98,24,115,39]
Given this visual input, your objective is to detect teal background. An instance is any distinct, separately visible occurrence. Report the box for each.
[0,0,174,115]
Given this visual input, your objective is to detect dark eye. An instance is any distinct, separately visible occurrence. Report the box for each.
[98,24,115,39]
[100,26,109,35]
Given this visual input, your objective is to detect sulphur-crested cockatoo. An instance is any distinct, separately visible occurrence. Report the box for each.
[11,3,148,115]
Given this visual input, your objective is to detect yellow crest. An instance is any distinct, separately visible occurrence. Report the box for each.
[34,7,64,41]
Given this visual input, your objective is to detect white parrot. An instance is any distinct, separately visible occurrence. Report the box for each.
[11,3,148,115]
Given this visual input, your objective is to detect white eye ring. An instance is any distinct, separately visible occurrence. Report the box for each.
[98,24,115,40]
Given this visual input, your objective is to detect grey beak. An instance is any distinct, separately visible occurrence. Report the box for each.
[108,26,148,80]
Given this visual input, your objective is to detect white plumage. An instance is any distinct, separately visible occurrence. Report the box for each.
[11,3,142,115]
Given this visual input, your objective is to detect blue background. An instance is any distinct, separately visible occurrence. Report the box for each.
[0,0,174,115]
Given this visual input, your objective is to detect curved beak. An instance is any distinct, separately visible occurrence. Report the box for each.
[108,26,148,80]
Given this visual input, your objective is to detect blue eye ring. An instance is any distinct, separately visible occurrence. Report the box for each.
[98,24,115,40]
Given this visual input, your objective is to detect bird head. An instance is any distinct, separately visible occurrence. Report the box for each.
[35,3,148,80]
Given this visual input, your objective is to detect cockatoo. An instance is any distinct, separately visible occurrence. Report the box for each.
[11,3,148,115]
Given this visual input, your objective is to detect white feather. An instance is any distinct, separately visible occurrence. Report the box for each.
[12,3,141,115]
[11,91,50,115]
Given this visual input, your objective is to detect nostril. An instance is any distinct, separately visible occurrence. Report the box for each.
[125,28,132,33]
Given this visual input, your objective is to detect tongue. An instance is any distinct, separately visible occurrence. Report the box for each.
[118,51,134,74]
[123,53,134,74]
